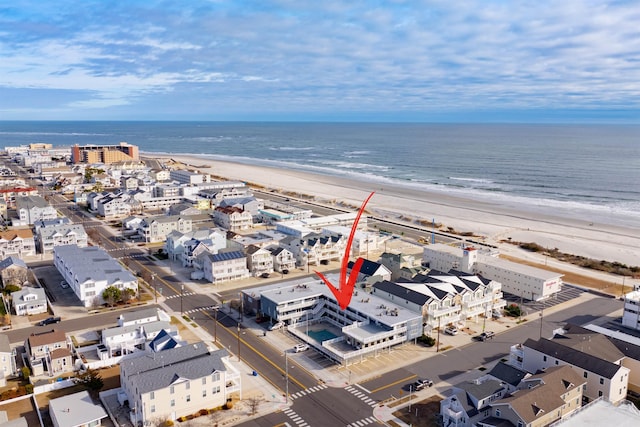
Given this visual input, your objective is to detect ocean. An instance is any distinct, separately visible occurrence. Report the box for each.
[1,121,638,228]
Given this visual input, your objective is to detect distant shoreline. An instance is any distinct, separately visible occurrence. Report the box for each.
[146,152,640,268]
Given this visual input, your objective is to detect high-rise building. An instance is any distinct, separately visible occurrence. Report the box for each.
[71,142,139,164]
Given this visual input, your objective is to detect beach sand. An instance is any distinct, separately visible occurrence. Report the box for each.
[153,154,640,273]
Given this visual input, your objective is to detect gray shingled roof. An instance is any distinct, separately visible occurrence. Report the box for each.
[523,337,623,379]
[488,361,529,386]
[372,280,432,306]
[122,343,229,394]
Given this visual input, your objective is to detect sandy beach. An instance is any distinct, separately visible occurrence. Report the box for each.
[152,153,640,271]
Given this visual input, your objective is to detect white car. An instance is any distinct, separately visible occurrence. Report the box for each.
[444,326,459,335]
[268,321,284,331]
[293,343,309,353]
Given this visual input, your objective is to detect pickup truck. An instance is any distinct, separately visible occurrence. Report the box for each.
[478,331,495,341]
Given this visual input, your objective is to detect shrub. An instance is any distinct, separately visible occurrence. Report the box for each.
[24,384,33,394]
[163,421,174,427]
[504,304,522,317]
[199,409,208,416]
[417,334,436,347]
[223,401,233,410]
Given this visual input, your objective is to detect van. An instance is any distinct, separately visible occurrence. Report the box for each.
[444,326,458,335]
[293,343,309,352]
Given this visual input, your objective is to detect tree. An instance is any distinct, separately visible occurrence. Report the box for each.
[102,286,121,307]
[246,395,263,415]
[121,287,136,303]
[74,368,104,397]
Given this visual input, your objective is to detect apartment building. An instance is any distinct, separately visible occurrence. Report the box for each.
[15,195,57,224]
[36,223,88,253]
[169,170,209,185]
[213,206,253,231]
[201,251,249,283]
[71,142,139,164]
[54,245,138,307]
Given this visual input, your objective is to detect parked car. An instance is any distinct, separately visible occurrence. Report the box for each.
[268,321,284,331]
[38,316,61,326]
[60,280,69,289]
[412,378,434,391]
[293,343,309,353]
[444,325,459,335]
[478,331,495,341]
[492,309,503,318]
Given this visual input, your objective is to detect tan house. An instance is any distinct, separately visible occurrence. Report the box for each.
[25,329,73,377]
[0,229,36,258]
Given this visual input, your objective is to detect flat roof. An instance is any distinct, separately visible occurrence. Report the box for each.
[247,274,420,328]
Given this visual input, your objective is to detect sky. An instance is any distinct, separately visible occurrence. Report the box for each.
[1,1,639,122]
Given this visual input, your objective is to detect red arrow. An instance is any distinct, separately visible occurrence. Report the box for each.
[315,192,375,310]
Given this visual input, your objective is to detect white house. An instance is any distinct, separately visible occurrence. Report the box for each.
[622,290,640,331]
[212,206,252,231]
[119,343,239,425]
[202,251,249,283]
[245,245,274,277]
[0,229,36,258]
[54,245,138,307]
[15,195,57,224]
[36,223,88,253]
[49,390,108,427]
[11,286,47,316]
[139,215,193,243]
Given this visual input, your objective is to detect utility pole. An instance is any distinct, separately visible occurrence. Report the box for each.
[151,273,157,303]
[213,307,218,342]
[436,316,441,352]
[539,295,545,339]
[237,322,241,362]
[180,284,184,315]
[285,352,289,403]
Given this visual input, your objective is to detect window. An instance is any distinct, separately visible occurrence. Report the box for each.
[202,377,207,385]
[543,355,547,362]
[151,405,155,413]
[599,391,603,397]
[170,385,175,394]
[186,381,190,390]
[212,372,221,382]
[583,371,588,378]
[171,399,175,407]
[518,422,524,427]
[555,360,559,365]
[212,385,221,394]
[600,378,604,385]
[150,391,154,400]
[495,409,501,417]
[202,390,207,398]
[186,395,191,402]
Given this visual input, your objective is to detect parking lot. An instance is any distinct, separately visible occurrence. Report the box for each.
[503,283,586,315]
[30,265,87,319]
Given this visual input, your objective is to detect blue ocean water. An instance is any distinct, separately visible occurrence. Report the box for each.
[1,121,638,227]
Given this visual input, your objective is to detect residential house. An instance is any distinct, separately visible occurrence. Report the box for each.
[11,286,47,316]
[440,379,508,427]
[49,390,108,427]
[486,366,585,427]
[119,343,240,425]
[213,206,252,231]
[440,365,583,427]
[139,215,192,243]
[54,245,138,307]
[267,246,296,273]
[0,256,29,288]
[0,229,36,258]
[96,193,132,219]
[36,223,88,253]
[378,251,426,281]
[164,228,226,263]
[33,217,71,233]
[117,307,170,327]
[217,196,264,218]
[102,320,180,357]
[201,251,249,283]
[0,334,17,386]
[347,259,392,288]
[167,203,201,217]
[280,233,347,267]
[15,195,57,224]
[511,324,630,404]
[245,245,274,277]
[25,329,73,377]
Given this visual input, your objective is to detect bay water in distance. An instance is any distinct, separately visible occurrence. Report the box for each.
[1,121,638,228]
